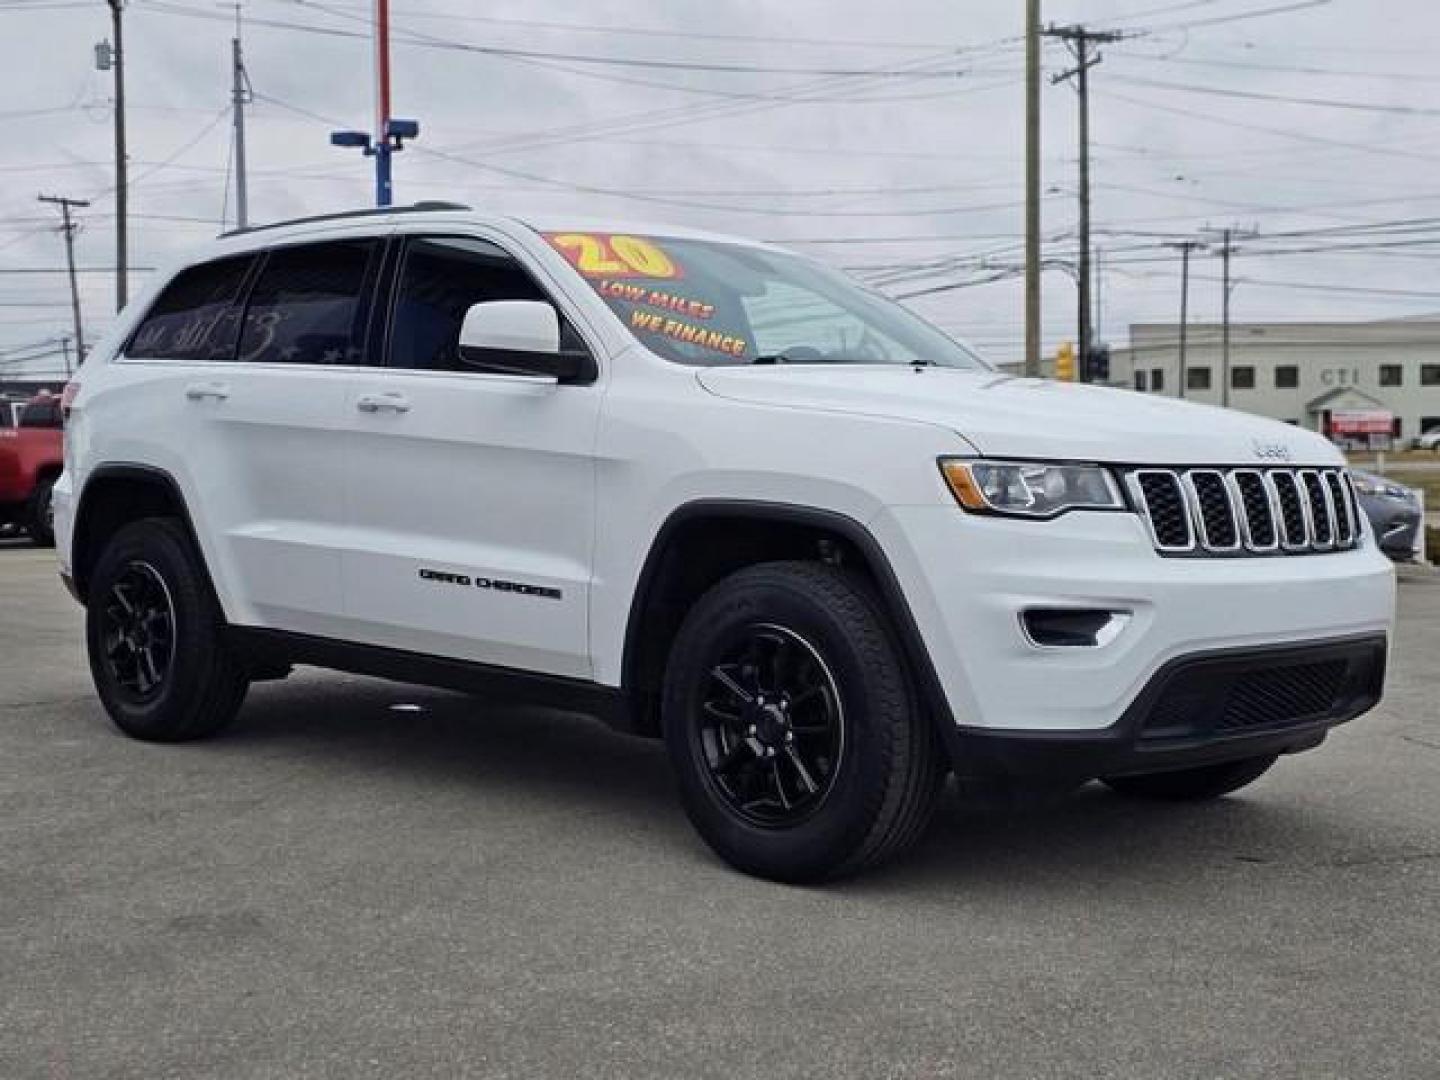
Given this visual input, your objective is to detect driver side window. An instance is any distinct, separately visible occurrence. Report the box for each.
[388,236,586,372]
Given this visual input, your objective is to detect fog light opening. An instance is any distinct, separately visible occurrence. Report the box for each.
[1021,608,1131,649]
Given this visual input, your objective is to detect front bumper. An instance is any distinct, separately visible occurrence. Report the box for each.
[952,633,1385,780]
[870,504,1396,754]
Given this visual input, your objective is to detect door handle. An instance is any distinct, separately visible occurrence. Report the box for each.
[184,381,231,401]
[356,392,411,414]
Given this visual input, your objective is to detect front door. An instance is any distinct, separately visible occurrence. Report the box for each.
[337,234,602,678]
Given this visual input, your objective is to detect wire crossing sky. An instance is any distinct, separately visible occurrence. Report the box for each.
[1,0,1438,369]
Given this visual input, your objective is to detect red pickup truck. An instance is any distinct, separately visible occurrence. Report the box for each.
[0,393,64,546]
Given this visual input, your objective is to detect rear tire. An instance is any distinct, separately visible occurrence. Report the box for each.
[86,518,249,742]
[25,477,55,547]
[662,561,946,883]
[1103,754,1277,801]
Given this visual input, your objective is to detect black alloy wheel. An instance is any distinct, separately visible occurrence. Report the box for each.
[98,561,177,702]
[86,517,249,742]
[663,561,947,883]
[697,623,845,828]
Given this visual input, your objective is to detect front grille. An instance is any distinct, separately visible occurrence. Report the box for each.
[1215,661,1348,732]
[1134,638,1386,743]
[1127,467,1360,558]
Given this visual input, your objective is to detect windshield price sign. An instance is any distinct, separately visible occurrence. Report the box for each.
[545,233,681,280]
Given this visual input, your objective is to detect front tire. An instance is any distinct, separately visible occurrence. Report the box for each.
[663,561,945,883]
[1103,754,1277,801]
[85,518,249,742]
[25,477,55,547]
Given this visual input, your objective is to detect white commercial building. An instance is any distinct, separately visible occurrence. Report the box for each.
[1111,320,1440,444]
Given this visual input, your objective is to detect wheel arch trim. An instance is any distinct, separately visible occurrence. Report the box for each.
[72,463,211,604]
[619,498,956,728]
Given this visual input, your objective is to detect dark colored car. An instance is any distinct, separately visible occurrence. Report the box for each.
[1350,469,1423,561]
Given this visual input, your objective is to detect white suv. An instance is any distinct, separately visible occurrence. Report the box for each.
[55,205,1395,881]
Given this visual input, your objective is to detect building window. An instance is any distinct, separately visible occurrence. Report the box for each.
[1151,368,1165,392]
[1134,370,1148,392]
[1393,418,1404,439]
[1421,417,1440,436]
[1379,364,1403,387]
[1231,365,1255,390]
[1423,364,1440,386]
[1187,366,1211,391]
[1275,365,1299,389]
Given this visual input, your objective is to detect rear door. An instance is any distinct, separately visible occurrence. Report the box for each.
[120,236,382,633]
[337,232,603,677]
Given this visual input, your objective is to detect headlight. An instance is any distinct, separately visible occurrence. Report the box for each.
[940,459,1125,519]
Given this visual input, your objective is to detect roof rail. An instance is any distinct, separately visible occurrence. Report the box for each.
[220,201,472,238]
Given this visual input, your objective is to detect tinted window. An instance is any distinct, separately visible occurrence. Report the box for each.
[238,240,377,365]
[1187,367,1211,391]
[1275,365,1299,388]
[388,236,582,372]
[128,254,254,361]
[18,399,62,429]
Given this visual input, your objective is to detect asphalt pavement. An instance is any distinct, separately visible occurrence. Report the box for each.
[2,539,1437,1079]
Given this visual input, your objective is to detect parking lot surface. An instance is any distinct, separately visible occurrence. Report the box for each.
[2,541,1437,1079]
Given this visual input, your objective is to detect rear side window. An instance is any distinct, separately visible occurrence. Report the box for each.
[238,240,378,365]
[127,254,255,361]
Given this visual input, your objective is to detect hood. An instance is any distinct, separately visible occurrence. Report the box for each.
[696,366,1341,467]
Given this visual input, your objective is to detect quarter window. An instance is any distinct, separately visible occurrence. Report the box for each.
[127,254,255,361]
[388,236,586,373]
[238,240,378,365]
[1275,365,1299,389]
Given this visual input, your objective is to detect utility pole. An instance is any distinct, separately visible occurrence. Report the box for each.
[60,336,73,377]
[1044,24,1124,381]
[231,7,252,229]
[1164,240,1205,399]
[1202,225,1259,408]
[1023,0,1041,378]
[37,195,89,363]
[106,0,128,312]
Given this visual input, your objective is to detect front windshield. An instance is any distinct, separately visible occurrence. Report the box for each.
[542,231,989,370]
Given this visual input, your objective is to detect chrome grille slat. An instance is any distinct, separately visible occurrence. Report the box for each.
[1130,466,1358,558]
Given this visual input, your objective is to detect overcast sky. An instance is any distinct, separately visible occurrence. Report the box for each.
[3,0,1439,376]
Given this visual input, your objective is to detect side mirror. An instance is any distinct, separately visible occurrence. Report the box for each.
[457,300,584,381]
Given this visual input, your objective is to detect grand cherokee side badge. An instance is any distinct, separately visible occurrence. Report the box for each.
[419,567,562,601]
